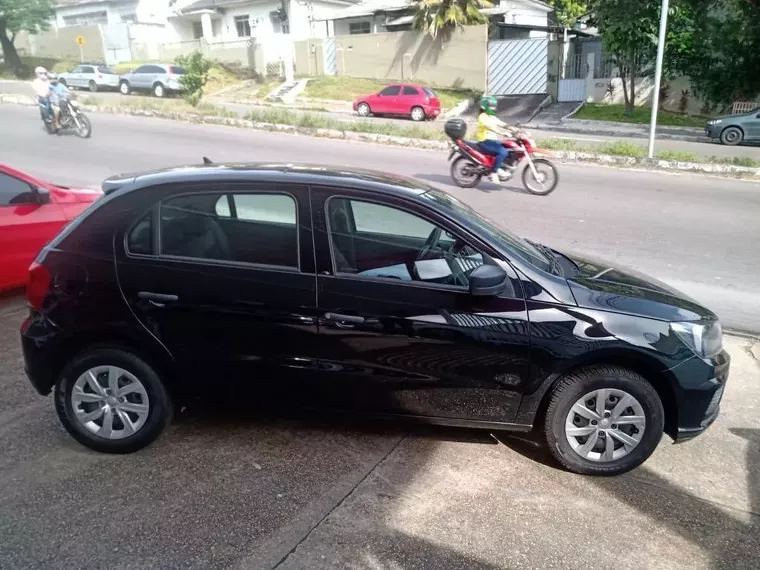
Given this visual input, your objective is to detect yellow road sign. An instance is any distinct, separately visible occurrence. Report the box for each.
[76,35,86,46]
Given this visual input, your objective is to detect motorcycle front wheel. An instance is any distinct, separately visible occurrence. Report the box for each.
[74,114,92,139]
[522,158,559,196]
[450,156,482,188]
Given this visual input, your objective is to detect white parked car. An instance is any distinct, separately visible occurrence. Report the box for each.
[59,64,120,92]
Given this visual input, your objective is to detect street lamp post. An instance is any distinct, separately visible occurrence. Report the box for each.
[648,0,671,158]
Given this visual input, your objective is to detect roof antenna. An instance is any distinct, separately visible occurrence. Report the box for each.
[202,156,213,165]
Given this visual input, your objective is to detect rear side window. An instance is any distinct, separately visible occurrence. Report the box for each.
[127,211,153,255]
[170,66,187,75]
[159,193,298,268]
[98,66,118,74]
[423,87,436,97]
[402,86,419,96]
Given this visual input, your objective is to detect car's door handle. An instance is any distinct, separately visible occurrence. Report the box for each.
[324,312,365,325]
[138,291,179,303]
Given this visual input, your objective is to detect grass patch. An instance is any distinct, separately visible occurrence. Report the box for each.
[302,76,480,109]
[574,103,708,128]
[596,141,647,157]
[245,107,446,140]
[0,56,79,78]
[655,150,699,162]
[538,138,579,151]
[81,95,238,118]
[709,155,759,168]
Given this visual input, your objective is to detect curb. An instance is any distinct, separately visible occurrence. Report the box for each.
[527,120,708,144]
[2,95,758,178]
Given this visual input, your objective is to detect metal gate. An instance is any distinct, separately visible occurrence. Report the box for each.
[323,37,336,76]
[558,54,586,102]
[102,23,131,65]
[487,38,548,95]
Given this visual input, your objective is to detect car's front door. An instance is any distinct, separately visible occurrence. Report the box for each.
[129,65,150,89]
[67,65,82,87]
[373,85,400,114]
[310,187,532,425]
[746,112,760,140]
[114,181,320,402]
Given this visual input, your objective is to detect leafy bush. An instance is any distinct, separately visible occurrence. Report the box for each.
[175,51,213,106]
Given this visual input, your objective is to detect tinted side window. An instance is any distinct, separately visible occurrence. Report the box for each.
[379,86,400,96]
[402,86,419,96]
[133,65,150,73]
[161,192,298,268]
[71,66,83,73]
[0,173,35,206]
[127,211,153,255]
[327,198,484,288]
[148,65,166,73]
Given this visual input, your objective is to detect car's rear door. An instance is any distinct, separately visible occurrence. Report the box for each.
[400,85,420,114]
[114,180,320,402]
[66,65,83,88]
[0,172,66,290]
[310,186,532,424]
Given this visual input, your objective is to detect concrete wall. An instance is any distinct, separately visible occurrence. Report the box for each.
[294,38,325,76]
[309,25,488,90]
[22,25,107,62]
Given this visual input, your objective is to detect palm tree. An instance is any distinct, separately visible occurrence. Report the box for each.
[412,0,493,38]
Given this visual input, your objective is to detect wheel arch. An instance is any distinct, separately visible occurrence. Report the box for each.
[521,349,680,439]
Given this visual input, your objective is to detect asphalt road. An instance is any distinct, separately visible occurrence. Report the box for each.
[1,103,759,333]
[3,79,760,161]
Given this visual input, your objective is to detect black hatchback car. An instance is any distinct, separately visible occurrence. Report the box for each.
[21,163,729,476]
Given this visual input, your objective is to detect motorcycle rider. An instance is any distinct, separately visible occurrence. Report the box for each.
[47,72,71,132]
[475,95,519,184]
[32,67,52,127]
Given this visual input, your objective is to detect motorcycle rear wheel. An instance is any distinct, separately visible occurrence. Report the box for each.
[74,114,92,139]
[450,157,482,188]
[522,158,559,196]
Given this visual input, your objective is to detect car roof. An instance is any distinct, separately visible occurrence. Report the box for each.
[102,162,439,200]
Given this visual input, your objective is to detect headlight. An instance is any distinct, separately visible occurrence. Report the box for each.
[708,119,722,125]
[671,320,723,358]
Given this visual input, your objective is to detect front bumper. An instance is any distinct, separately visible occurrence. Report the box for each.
[672,350,730,443]
[704,124,722,139]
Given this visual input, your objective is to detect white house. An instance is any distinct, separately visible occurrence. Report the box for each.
[321,0,552,38]
[167,0,358,43]
[53,0,171,27]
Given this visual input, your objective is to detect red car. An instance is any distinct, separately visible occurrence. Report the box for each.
[0,163,102,292]
[353,83,441,121]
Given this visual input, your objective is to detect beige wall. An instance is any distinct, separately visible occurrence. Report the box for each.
[19,25,106,62]
[334,26,487,90]
[300,26,487,90]
[294,38,325,76]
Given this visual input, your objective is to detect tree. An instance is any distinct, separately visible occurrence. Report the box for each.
[546,0,589,28]
[0,0,54,76]
[175,51,213,107]
[589,0,693,115]
[412,0,493,38]
[675,0,760,107]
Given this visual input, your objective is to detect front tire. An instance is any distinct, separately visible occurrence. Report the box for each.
[522,158,559,196]
[357,102,371,117]
[153,83,165,98]
[450,156,482,188]
[544,366,664,476]
[74,113,92,138]
[720,126,743,146]
[54,347,172,453]
[89,80,98,93]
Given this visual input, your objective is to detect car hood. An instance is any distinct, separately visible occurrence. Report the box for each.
[562,251,716,322]
[54,185,103,203]
[713,110,757,122]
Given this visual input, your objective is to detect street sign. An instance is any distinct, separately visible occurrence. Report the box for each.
[75,35,86,46]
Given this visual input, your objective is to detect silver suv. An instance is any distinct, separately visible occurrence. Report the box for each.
[59,64,120,92]
[118,63,187,98]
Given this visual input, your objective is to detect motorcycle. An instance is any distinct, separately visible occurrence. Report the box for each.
[39,95,92,138]
[444,118,559,195]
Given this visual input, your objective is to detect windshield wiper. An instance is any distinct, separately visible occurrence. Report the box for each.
[526,240,562,276]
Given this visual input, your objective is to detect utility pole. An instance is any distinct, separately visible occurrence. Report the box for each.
[647,0,670,158]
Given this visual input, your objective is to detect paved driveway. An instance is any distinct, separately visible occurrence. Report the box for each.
[1,292,758,570]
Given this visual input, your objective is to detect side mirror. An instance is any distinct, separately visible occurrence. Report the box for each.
[469,263,511,297]
[35,187,51,205]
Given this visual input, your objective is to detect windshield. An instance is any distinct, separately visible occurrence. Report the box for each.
[420,190,553,273]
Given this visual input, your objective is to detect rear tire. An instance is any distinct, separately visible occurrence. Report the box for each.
[411,106,426,122]
[153,83,165,98]
[544,366,664,476]
[88,80,98,93]
[450,156,482,188]
[54,347,172,453]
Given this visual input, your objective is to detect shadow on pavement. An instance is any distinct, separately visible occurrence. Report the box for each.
[591,428,760,570]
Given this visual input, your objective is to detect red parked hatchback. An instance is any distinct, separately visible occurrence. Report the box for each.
[353,83,441,121]
[0,163,102,292]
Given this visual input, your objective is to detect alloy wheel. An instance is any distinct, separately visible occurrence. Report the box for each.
[71,365,150,439]
[411,107,425,121]
[564,388,646,462]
